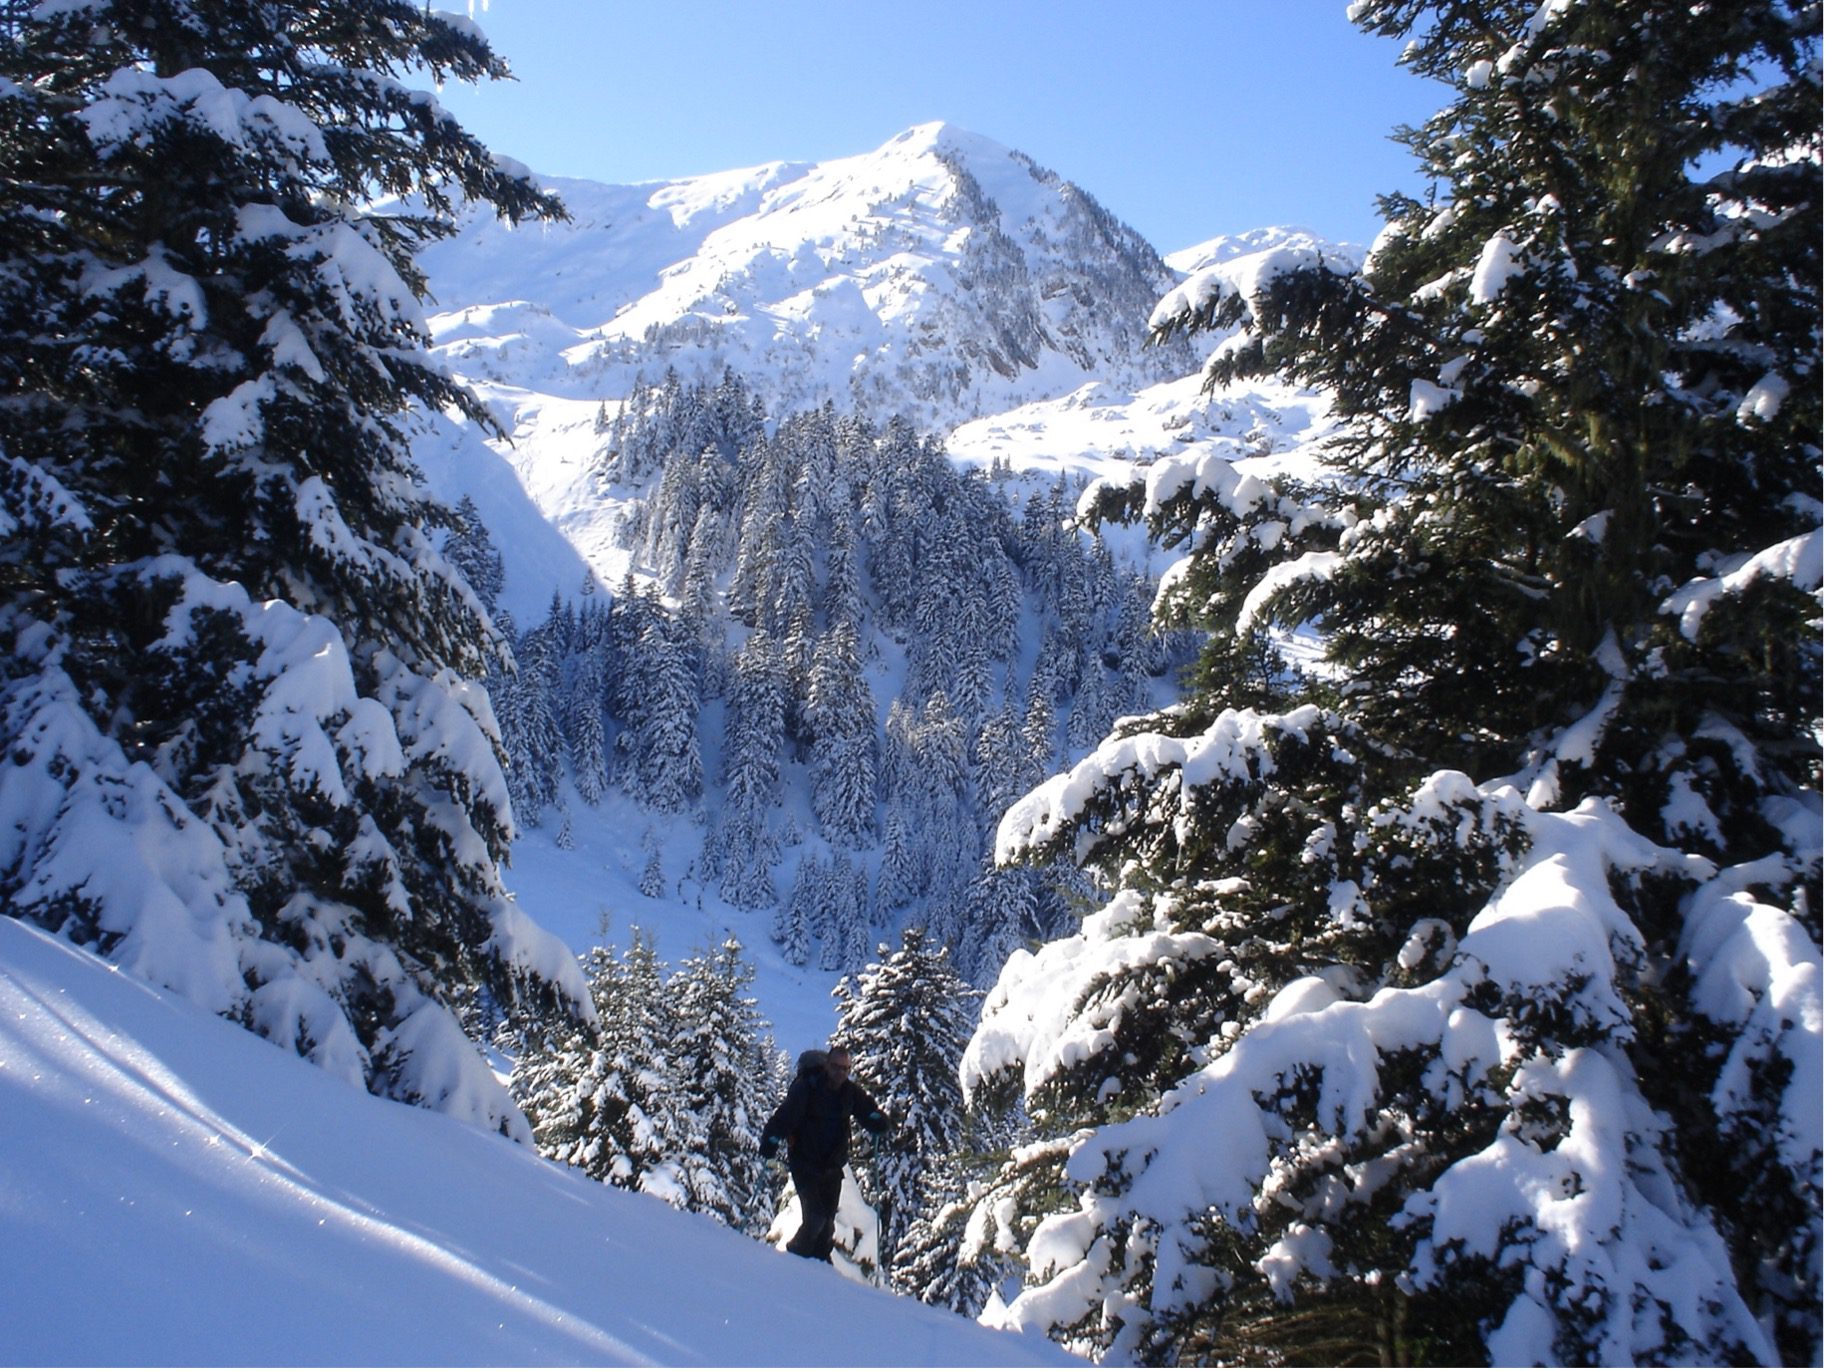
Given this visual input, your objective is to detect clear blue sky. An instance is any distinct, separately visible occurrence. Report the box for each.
[433,1,1450,253]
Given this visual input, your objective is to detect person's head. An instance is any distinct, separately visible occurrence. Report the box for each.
[824,1044,852,1085]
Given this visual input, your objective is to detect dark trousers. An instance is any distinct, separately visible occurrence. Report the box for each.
[786,1162,844,1262]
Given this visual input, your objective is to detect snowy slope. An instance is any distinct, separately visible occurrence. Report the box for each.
[408,122,1215,617]
[1163,224,1364,278]
[940,225,1366,555]
[0,916,1076,1367]
[420,122,1195,427]
[947,370,1337,486]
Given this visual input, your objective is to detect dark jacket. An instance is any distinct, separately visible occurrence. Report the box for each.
[760,1051,888,1170]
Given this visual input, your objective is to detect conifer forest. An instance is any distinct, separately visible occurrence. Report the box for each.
[0,1,1819,1366]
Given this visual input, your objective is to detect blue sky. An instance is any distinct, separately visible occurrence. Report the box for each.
[434,1,1451,254]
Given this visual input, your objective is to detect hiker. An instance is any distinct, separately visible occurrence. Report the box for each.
[759,1044,888,1262]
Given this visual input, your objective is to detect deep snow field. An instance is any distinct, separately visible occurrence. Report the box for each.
[0,915,1078,1366]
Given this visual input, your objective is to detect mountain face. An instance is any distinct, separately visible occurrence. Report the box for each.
[398,126,1356,1042]
[419,122,1199,430]
[1163,224,1365,278]
[410,129,1355,628]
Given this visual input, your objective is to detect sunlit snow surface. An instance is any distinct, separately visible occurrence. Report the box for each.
[416,123,1193,445]
[0,917,1077,1367]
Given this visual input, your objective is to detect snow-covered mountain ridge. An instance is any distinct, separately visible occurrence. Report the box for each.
[1164,224,1364,277]
[410,126,1358,623]
[421,121,1199,432]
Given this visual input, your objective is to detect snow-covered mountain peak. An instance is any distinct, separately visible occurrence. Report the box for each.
[643,155,810,229]
[1165,225,1363,276]
[884,117,998,153]
[1163,225,1366,308]
[419,123,1200,430]
[836,118,1010,171]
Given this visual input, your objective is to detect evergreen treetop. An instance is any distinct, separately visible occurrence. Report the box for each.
[1,0,565,669]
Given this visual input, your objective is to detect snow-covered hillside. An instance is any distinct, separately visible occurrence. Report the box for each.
[420,122,1196,426]
[0,916,1076,1366]
[400,135,1362,1052]
[1163,224,1364,278]
[410,136,1352,626]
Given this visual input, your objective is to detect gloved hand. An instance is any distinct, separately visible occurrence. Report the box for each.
[759,1134,780,1161]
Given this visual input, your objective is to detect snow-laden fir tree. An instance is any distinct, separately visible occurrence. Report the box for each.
[819,856,867,974]
[827,857,870,968]
[631,608,703,814]
[564,630,610,807]
[875,805,923,921]
[822,507,867,635]
[807,620,879,848]
[666,938,779,1234]
[638,828,668,901]
[963,2,1821,1365]
[895,1185,1005,1318]
[502,613,565,826]
[834,925,980,1278]
[506,978,593,1164]
[444,495,505,615]
[959,864,1041,988]
[970,698,1029,829]
[716,631,786,908]
[0,0,590,1132]
[602,580,652,783]
[513,934,682,1196]
[1064,655,1109,749]
[777,855,820,967]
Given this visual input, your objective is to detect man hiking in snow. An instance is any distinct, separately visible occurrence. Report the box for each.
[759,1044,888,1262]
